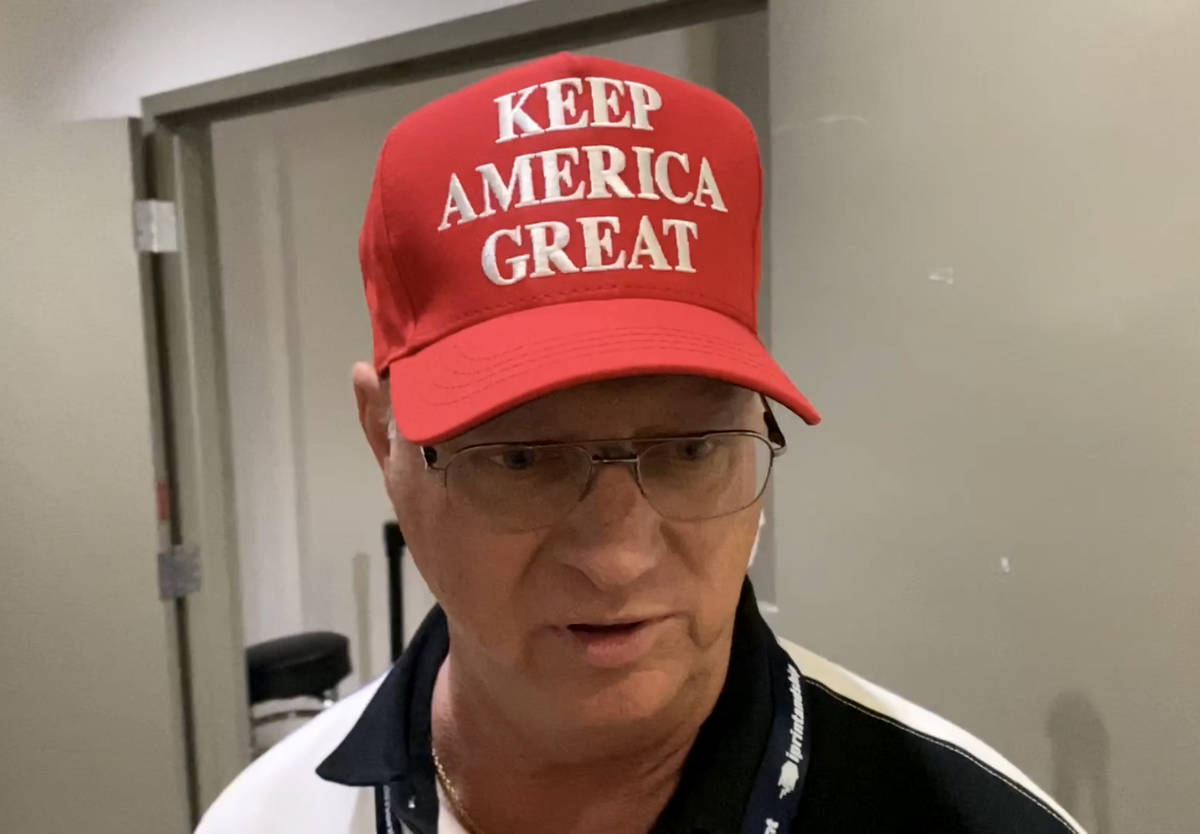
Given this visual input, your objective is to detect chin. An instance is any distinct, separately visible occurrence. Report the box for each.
[562,662,690,730]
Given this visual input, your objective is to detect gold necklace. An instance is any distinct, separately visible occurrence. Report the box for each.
[432,745,484,834]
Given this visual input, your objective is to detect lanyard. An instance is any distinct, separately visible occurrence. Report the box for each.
[738,639,811,834]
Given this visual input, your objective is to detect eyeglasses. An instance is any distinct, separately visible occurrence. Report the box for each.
[420,400,787,533]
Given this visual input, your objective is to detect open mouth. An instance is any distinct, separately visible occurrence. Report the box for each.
[568,621,646,636]
[561,617,671,667]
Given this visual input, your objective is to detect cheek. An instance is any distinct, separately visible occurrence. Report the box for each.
[430,535,545,665]
[667,507,759,581]
[666,507,760,637]
[388,467,540,657]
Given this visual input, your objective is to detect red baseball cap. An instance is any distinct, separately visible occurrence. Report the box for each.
[361,51,820,444]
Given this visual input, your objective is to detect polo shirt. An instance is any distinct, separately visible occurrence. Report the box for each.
[195,581,1087,833]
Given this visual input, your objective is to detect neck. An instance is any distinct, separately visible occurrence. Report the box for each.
[431,639,731,834]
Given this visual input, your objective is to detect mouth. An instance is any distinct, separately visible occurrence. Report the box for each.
[561,616,671,667]
[567,620,648,636]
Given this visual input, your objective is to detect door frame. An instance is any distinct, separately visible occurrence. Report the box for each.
[139,0,767,821]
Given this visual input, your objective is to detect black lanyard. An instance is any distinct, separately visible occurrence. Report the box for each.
[738,639,811,834]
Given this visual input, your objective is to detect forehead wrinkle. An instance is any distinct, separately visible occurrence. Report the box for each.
[447,377,757,447]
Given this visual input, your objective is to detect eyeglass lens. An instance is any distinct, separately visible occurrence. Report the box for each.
[443,435,773,532]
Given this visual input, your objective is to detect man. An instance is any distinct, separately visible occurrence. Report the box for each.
[198,53,1086,833]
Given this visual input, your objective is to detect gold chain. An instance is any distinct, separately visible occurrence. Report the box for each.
[432,745,485,834]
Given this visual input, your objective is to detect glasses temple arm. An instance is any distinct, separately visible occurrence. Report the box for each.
[761,396,787,452]
[421,446,439,469]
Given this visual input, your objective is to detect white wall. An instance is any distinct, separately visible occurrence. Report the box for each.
[0,0,525,121]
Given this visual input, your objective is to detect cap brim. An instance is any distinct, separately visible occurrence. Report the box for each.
[387,298,820,445]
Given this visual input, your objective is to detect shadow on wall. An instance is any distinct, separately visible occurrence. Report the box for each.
[1046,691,1112,834]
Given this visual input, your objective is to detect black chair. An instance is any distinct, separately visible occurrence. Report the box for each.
[245,631,351,754]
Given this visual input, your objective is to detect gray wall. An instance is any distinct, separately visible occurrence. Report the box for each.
[766,3,1200,833]
[0,120,192,834]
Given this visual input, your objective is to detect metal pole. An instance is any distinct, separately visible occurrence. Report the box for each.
[383,522,406,661]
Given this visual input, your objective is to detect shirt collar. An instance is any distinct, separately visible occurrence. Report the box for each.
[318,580,776,834]
[316,604,446,829]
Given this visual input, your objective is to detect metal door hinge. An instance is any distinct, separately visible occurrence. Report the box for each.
[158,545,201,599]
[133,199,178,253]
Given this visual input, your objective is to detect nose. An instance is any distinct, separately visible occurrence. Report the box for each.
[546,461,663,591]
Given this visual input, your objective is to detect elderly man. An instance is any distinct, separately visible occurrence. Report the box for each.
[197,53,1086,834]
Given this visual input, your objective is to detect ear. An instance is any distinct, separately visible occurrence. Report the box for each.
[352,362,391,468]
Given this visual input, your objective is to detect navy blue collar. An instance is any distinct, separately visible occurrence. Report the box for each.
[318,580,780,834]
[316,603,446,829]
